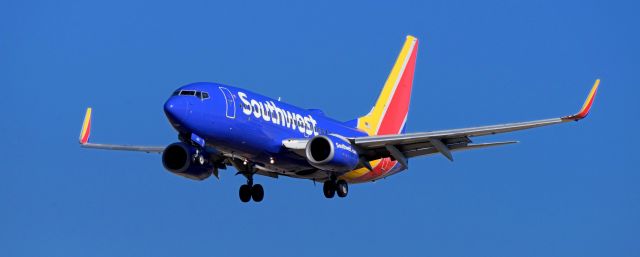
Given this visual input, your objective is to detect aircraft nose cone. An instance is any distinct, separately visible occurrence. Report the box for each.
[164,97,189,125]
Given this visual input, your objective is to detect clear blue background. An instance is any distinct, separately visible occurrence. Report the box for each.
[1,0,638,256]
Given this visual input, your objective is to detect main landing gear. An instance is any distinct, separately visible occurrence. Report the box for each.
[239,174,264,203]
[323,178,348,199]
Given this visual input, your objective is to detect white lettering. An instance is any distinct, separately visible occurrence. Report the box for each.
[236,91,322,136]
[268,102,280,125]
[251,99,261,118]
[308,116,318,136]
[295,114,305,133]
[259,102,270,122]
[303,116,312,136]
[286,111,295,129]
[336,142,358,155]
[238,92,252,115]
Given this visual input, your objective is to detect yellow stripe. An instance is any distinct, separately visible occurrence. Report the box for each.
[80,107,92,142]
[341,159,381,179]
[357,36,417,135]
[580,79,600,112]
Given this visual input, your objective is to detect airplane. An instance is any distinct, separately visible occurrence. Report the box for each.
[79,35,600,203]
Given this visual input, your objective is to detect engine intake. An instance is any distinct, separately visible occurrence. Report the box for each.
[162,142,212,181]
[306,135,359,172]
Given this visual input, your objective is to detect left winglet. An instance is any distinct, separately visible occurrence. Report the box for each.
[79,107,92,144]
[562,79,600,121]
[77,107,164,153]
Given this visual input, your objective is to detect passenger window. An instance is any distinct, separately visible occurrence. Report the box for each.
[195,91,202,98]
[202,92,209,99]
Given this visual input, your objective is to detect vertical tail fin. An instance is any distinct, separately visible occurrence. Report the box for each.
[357,35,418,136]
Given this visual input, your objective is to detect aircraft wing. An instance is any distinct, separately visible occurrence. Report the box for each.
[78,108,165,153]
[350,79,600,162]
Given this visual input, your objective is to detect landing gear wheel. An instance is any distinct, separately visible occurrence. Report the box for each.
[323,181,336,198]
[336,180,348,198]
[239,184,251,203]
[251,184,264,202]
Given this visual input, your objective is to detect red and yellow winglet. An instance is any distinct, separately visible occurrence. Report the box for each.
[79,107,92,144]
[562,79,600,121]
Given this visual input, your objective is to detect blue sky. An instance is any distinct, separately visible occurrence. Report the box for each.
[1,0,639,256]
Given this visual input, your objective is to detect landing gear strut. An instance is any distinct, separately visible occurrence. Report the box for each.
[239,174,264,203]
[323,177,348,199]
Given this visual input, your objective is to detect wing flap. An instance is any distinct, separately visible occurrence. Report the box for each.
[403,141,518,158]
[354,118,560,148]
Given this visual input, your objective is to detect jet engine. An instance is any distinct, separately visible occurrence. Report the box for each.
[162,142,212,181]
[305,135,360,172]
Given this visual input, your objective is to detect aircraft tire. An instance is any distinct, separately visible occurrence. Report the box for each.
[239,184,251,202]
[336,180,348,198]
[251,184,264,202]
[323,181,336,198]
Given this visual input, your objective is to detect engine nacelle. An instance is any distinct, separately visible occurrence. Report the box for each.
[162,142,212,181]
[305,135,360,172]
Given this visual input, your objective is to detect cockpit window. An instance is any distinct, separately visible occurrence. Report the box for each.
[180,90,196,96]
[174,90,210,100]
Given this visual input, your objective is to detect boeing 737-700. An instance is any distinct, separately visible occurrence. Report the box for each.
[79,35,600,202]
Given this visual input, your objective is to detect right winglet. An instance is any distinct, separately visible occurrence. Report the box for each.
[79,107,92,144]
[562,79,600,121]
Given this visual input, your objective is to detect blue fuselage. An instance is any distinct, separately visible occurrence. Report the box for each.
[163,82,368,174]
